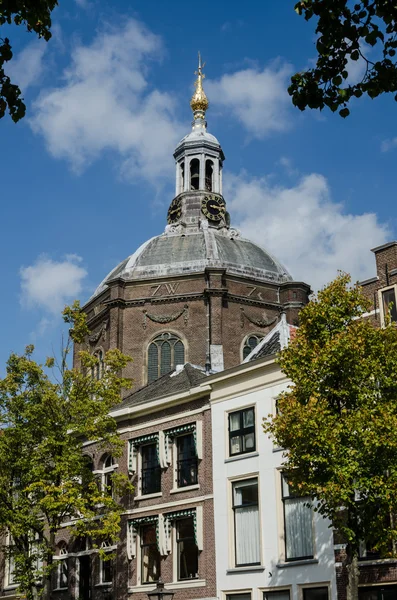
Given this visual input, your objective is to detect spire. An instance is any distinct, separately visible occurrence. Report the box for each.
[190,52,209,117]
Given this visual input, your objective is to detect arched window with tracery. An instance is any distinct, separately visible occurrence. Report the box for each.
[148,333,185,383]
[205,159,213,191]
[242,334,264,360]
[190,158,200,190]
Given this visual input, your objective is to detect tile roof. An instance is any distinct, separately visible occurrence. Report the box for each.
[114,363,208,410]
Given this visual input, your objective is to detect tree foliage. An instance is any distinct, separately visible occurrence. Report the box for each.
[0,0,58,122]
[290,1,397,117]
[264,274,397,599]
[0,301,133,600]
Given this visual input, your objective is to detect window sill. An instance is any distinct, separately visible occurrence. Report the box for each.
[358,558,397,566]
[226,566,265,573]
[277,559,318,568]
[53,588,68,592]
[128,580,206,594]
[95,582,112,587]
[168,579,206,589]
[134,492,162,501]
[4,585,18,590]
[170,484,200,494]
[225,451,259,463]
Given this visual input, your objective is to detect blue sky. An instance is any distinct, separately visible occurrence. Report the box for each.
[1,0,396,369]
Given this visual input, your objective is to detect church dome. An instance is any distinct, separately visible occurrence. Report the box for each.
[175,128,221,150]
[92,228,291,299]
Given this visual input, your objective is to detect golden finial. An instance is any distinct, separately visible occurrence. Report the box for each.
[190,52,209,115]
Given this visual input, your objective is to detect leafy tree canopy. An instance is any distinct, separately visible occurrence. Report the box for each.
[290,1,397,117]
[0,301,133,600]
[0,0,58,122]
[264,274,397,599]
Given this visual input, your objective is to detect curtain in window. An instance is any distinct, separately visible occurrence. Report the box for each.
[235,504,260,565]
[285,496,313,559]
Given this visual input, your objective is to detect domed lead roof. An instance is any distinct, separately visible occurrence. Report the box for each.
[92,228,291,299]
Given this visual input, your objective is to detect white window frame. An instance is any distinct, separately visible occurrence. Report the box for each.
[137,442,162,499]
[378,284,397,327]
[137,522,161,586]
[54,545,68,590]
[99,544,115,586]
[228,473,262,568]
[223,590,252,600]
[277,470,315,563]
[95,455,117,497]
[5,533,17,588]
[299,582,331,600]
[171,515,200,582]
[226,404,257,459]
[260,586,292,600]
[170,423,202,492]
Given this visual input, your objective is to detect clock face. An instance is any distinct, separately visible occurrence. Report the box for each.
[201,194,226,222]
[167,197,182,224]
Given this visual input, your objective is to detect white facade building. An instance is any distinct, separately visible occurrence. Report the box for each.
[206,346,337,600]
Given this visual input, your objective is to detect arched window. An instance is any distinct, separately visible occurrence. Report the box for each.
[180,162,185,193]
[56,542,68,590]
[205,160,213,191]
[190,158,200,190]
[147,333,185,383]
[100,455,116,497]
[242,334,264,360]
[91,350,104,380]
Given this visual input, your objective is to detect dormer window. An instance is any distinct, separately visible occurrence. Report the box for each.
[190,158,200,190]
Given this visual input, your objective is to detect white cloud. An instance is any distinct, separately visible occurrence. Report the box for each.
[381,137,397,152]
[205,62,293,138]
[20,255,87,314]
[7,41,47,91]
[225,170,389,290]
[30,19,184,182]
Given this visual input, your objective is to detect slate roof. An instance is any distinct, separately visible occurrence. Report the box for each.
[244,314,298,363]
[113,363,208,411]
[91,229,291,299]
[252,331,281,359]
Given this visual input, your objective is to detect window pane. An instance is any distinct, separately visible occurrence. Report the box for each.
[244,432,255,451]
[177,434,198,487]
[233,479,260,566]
[243,408,254,427]
[227,595,251,600]
[230,436,241,455]
[141,444,161,495]
[382,289,397,323]
[141,525,160,583]
[148,344,158,383]
[229,412,241,432]
[174,341,185,366]
[177,518,198,580]
[235,505,260,565]
[59,560,68,588]
[229,408,255,456]
[233,480,258,506]
[303,588,328,600]
[284,497,313,559]
[264,592,290,600]
[102,558,112,583]
[160,341,171,375]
